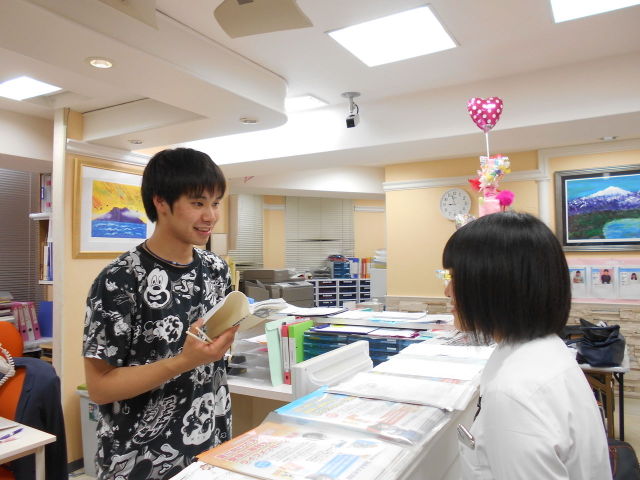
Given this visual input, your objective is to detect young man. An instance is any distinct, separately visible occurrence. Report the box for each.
[83,148,238,480]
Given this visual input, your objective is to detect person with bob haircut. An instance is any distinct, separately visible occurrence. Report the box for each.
[83,148,238,480]
[441,211,611,479]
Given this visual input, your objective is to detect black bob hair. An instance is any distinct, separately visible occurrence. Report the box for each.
[141,148,226,222]
[442,211,571,343]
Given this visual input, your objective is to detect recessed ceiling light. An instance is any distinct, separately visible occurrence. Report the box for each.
[87,57,114,69]
[0,76,62,101]
[239,117,259,125]
[128,139,143,145]
[327,5,456,67]
[285,95,328,112]
[600,136,618,141]
[550,0,640,23]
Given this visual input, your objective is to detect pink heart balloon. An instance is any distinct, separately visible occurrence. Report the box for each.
[467,97,504,133]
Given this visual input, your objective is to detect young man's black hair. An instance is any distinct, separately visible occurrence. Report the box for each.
[443,211,571,343]
[141,147,226,222]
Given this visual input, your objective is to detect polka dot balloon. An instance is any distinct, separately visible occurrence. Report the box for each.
[467,97,504,133]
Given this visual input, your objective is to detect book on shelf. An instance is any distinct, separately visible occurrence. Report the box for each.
[40,173,52,213]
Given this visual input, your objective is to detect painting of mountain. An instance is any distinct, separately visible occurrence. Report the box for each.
[564,172,640,243]
[91,179,148,239]
[92,207,147,238]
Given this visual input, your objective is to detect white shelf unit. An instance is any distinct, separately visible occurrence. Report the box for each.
[308,278,371,307]
[29,212,53,283]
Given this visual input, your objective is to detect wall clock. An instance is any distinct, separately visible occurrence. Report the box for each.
[440,188,471,220]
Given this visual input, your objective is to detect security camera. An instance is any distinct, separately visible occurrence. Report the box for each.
[341,91,361,129]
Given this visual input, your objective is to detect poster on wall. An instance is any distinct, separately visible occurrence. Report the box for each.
[619,267,640,300]
[569,267,588,298]
[590,266,616,299]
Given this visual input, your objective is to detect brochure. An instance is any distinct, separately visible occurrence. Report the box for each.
[275,388,448,446]
[198,421,411,480]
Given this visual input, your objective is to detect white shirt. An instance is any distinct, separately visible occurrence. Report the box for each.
[459,334,611,480]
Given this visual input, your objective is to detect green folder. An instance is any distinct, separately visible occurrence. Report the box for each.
[288,319,314,363]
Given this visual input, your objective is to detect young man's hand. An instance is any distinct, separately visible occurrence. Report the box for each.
[177,318,238,372]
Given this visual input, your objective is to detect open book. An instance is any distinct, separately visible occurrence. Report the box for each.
[202,291,267,338]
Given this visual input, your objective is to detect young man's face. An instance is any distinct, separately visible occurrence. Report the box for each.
[155,190,221,246]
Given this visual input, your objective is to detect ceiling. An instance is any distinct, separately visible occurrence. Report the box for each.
[1,0,640,196]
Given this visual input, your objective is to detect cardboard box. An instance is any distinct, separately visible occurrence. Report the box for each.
[244,281,270,302]
[271,281,314,302]
[242,269,291,283]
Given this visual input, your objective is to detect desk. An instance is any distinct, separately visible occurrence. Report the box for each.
[580,349,630,440]
[0,420,55,480]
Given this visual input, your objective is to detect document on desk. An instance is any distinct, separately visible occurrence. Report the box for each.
[327,371,477,411]
[169,462,255,479]
[275,387,449,446]
[374,357,483,381]
[398,343,495,360]
[198,421,411,480]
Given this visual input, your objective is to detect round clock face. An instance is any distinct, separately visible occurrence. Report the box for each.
[440,188,471,220]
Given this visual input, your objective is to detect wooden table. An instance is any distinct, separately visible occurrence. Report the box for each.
[0,419,56,480]
[580,349,630,440]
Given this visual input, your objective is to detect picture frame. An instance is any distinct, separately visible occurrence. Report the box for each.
[73,157,153,258]
[554,164,640,251]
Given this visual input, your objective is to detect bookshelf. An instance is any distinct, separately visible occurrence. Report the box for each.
[29,213,53,284]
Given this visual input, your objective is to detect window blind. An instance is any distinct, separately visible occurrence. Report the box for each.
[285,197,354,274]
[227,194,264,270]
[0,168,43,304]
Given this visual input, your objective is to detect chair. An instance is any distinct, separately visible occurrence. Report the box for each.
[0,322,27,480]
[0,322,68,480]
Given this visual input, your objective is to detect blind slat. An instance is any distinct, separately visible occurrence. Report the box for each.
[285,197,354,274]
[0,169,43,304]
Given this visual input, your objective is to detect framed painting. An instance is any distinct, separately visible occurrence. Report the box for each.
[73,157,153,258]
[554,164,640,251]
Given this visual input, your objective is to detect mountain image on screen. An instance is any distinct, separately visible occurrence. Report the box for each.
[567,187,640,240]
[92,207,147,238]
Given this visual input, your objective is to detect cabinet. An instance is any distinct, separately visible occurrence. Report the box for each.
[308,278,371,307]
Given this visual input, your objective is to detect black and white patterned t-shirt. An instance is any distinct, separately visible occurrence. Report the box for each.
[82,244,232,480]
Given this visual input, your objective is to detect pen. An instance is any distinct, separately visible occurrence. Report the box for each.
[0,428,23,441]
[195,327,213,344]
[186,331,211,344]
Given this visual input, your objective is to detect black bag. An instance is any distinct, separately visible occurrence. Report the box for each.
[576,318,625,367]
[609,439,640,480]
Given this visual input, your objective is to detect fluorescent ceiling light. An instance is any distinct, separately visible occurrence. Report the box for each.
[285,95,328,112]
[327,5,456,67]
[550,0,640,22]
[0,76,62,101]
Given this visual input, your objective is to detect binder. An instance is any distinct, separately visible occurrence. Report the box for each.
[281,324,291,385]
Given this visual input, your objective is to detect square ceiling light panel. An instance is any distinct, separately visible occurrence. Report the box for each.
[550,0,640,22]
[0,76,62,101]
[327,5,456,67]
[285,95,328,112]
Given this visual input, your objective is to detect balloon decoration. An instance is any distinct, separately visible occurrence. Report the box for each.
[467,97,503,133]
[466,96,514,217]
